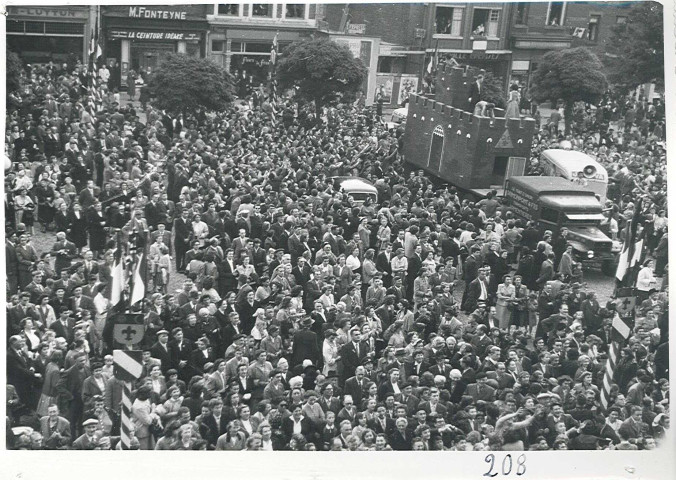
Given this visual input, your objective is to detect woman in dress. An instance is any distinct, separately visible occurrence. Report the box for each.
[14,188,35,234]
[495,275,515,330]
[510,275,529,333]
[322,329,340,376]
[154,245,172,294]
[505,89,521,119]
[20,319,42,354]
[36,350,64,416]
[68,202,89,252]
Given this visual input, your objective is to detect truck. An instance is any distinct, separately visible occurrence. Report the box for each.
[503,176,620,275]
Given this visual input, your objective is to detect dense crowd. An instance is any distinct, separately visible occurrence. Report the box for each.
[5,61,669,451]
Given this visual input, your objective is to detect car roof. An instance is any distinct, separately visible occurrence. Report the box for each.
[507,176,596,196]
[541,149,608,176]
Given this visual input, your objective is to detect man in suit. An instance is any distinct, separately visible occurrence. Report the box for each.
[368,403,396,437]
[464,268,490,313]
[465,372,496,402]
[174,209,192,271]
[169,327,193,381]
[7,336,41,405]
[461,248,481,310]
[218,249,238,297]
[205,359,228,399]
[149,330,172,373]
[70,286,96,318]
[6,230,20,294]
[404,349,430,379]
[339,326,368,384]
[376,243,393,287]
[467,73,484,111]
[40,404,72,449]
[71,418,100,450]
[343,366,369,406]
[418,388,448,418]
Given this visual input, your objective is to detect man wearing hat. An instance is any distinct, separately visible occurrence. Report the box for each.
[174,208,192,272]
[150,329,172,373]
[72,418,100,450]
[465,372,496,402]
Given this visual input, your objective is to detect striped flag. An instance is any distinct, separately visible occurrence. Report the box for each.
[615,199,644,284]
[109,247,126,307]
[427,40,439,75]
[600,311,632,410]
[130,253,146,305]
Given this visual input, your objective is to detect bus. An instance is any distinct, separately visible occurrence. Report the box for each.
[540,149,608,202]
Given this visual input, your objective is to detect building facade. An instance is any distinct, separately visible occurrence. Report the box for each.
[102,4,210,85]
[6,5,96,65]
[206,3,323,85]
[509,1,634,88]
[323,3,515,107]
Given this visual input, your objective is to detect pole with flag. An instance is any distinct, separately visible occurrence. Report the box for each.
[128,230,148,310]
[88,6,103,88]
[427,39,439,75]
[615,198,644,289]
[600,310,632,411]
[269,32,279,102]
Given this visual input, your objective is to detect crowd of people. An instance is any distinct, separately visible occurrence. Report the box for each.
[4,60,669,451]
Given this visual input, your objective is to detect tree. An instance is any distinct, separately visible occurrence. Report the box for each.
[277,39,367,116]
[147,54,234,115]
[6,50,23,94]
[604,1,663,89]
[530,47,607,135]
[466,66,506,109]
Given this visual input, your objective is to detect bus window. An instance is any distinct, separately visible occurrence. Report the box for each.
[541,207,559,224]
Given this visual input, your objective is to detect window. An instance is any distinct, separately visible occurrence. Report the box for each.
[435,6,463,36]
[211,40,225,52]
[541,207,559,224]
[616,16,627,24]
[472,8,499,37]
[252,4,273,17]
[546,2,566,26]
[285,4,305,19]
[588,15,601,41]
[515,3,528,25]
[217,4,239,16]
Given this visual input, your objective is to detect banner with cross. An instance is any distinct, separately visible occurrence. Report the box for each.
[615,287,637,319]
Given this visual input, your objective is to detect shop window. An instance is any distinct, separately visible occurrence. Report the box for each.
[285,4,305,19]
[546,2,566,26]
[231,42,243,52]
[7,20,25,33]
[212,40,225,52]
[472,9,499,36]
[252,4,273,17]
[435,6,463,36]
[245,42,273,53]
[588,15,601,41]
[217,4,239,16]
[515,3,528,25]
[25,21,45,34]
[45,22,85,35]
[616,16,627,24]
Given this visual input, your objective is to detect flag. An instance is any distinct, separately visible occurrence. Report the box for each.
[130,253,146,305]
[615,199,644,284]
[427,40,439,74]
[572,27,587,38]
[339,5,350,33]
[600,311,632,410]
[270,33,278,66]
[110,248,125,307]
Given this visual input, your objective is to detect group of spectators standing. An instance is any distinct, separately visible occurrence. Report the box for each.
[5,60,669,452]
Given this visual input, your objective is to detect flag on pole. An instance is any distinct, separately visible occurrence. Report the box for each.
[338,5,350,33]
[110,247,125,307]
[572,27,587,38]
[600,310,632,410]
[130,253,146,305]
[427,40,439,74]
[615,199,644,284]
[270,33,278,66]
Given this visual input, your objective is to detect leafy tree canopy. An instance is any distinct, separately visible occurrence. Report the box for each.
[277,39,367,113]
[605,1,663,88]
[7,50,23,94]
[530,47,607,134]
[147,54,234,115]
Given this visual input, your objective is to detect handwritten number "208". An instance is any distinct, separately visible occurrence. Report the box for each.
[484,454,526,477]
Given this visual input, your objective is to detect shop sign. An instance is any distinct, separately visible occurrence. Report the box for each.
[128,6,187,20]
[109,29,201,41]
[515,40,571,49]
[447,52,503,60]
[347,24,366,35]
[8,6,88,18]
